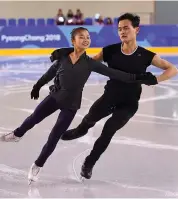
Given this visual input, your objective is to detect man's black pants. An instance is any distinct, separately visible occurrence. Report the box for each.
[75,93,138,166]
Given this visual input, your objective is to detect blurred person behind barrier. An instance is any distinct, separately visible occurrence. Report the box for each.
[66,9,75,25]
[55,8,65,25]
[74,9,84,25]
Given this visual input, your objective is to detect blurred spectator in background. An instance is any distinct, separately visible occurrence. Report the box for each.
[74,9,84,25]
[95,14,104,25]
[105,17,113,25]
[67,9,74,18]
[55,9,65,25]
[66,9,75,25]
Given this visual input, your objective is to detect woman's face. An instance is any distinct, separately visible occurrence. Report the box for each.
[72,30,91,50]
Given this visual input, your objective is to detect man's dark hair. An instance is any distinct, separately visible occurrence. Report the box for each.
[118,13,140,27]
[70,27,89,40]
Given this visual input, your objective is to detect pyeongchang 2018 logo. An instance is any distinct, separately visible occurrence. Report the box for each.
[1,34,61,43]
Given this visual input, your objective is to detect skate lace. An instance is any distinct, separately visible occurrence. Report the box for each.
[32,165,40,176]
[5,132,18,140]
[83,163,93,174]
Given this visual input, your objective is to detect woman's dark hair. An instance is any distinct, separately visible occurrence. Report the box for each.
[70,27,89,40]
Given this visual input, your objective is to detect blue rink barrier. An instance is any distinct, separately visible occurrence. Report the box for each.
[0,25,178,55]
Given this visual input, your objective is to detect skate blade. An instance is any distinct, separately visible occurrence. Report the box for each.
[28,178,36,185]
[79,176,85,182]
[28,179,33,185]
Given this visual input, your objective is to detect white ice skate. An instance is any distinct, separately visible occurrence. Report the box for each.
[0,132,21,142]
[28,163,41,185]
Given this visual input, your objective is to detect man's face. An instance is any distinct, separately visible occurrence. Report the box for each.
[118,19,139,43]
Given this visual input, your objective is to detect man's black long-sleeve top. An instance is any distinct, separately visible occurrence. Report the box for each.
[35,48,137,110]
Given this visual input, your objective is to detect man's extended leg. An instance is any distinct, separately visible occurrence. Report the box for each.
[81,103,138,179]
[61,94,115,140]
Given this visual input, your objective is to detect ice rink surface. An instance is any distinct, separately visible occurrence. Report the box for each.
[0,55,178,198]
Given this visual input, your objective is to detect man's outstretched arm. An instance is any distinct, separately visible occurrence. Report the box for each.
[151,55,178,83]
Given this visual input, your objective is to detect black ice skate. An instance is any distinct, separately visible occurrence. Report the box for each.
[61,127,88,141]
[80,160,94,179]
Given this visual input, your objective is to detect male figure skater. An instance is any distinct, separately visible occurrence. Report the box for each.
[61,13,178,179]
